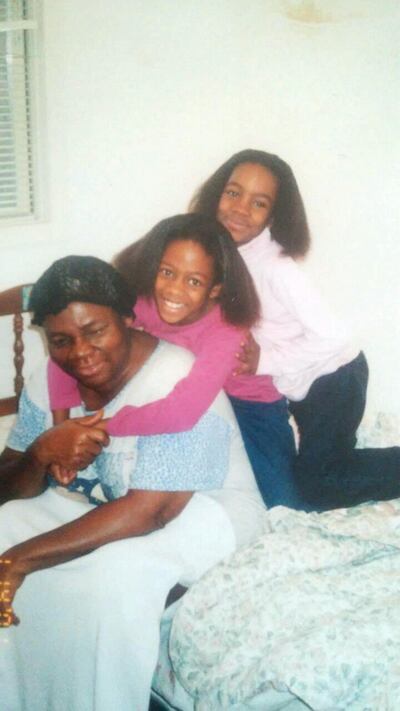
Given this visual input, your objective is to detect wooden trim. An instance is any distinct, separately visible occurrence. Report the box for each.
[0,283,33,417]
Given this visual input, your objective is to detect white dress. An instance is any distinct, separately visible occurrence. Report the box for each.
[0,341,265,711]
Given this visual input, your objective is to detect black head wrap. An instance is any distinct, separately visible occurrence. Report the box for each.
[29,255,136,326]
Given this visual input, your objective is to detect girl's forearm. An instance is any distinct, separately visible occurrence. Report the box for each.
[107,335,243,436]
[47,359,81,409]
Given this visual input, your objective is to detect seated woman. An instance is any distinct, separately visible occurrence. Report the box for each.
[0,255,265,711]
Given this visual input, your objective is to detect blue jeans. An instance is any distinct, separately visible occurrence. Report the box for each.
[289,352,400,511]
[229,396,306,510]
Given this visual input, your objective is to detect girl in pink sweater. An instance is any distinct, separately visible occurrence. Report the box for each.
[49,213,301,509]
[191,149,400,511]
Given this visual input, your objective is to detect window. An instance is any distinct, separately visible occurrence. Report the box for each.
[0,0,39,219]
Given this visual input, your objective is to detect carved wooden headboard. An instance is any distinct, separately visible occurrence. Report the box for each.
[0,284,33,417]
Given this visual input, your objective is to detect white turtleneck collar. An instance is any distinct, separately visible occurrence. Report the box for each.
[237,225,282,261]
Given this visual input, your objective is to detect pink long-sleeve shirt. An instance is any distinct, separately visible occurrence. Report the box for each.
[47,297,282,436]
[239,228,359,401]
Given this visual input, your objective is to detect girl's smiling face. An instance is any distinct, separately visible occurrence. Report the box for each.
[154,239,221,325]
[217,162,279,245]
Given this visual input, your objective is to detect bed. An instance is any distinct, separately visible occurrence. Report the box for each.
[151,412,400,711]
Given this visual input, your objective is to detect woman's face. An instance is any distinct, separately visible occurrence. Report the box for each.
[217,162,279,246]
[45,302,134,395]
[154,239,221,326]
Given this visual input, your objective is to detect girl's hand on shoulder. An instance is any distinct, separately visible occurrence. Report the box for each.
[234,332,260,376]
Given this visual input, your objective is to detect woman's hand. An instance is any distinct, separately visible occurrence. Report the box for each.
[90,417,110,433]
[48,463,78,486]
[234,332,261,376]
[48,413,111,484]
[0,554,24,628]
[32,410,110,473]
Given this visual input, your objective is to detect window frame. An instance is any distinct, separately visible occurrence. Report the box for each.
[0,0,42,224]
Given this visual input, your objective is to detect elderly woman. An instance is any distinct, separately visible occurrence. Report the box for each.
[0,255,265,711]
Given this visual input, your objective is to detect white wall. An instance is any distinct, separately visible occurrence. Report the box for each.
[1,0,399,415]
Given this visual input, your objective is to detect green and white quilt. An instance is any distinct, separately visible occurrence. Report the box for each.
[169,498,400,710]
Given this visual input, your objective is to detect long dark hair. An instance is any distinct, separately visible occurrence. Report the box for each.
[114,213,260,328]
[190,149,310,258]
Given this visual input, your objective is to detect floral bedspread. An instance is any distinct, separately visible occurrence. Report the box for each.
[169,498,400,709]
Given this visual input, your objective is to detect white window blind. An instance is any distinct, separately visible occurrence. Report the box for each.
[0,0,38,219]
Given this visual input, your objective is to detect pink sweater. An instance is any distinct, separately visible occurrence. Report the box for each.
[48,297,281,436]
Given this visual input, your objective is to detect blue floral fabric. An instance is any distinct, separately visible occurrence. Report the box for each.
[7,361,232,501]
[47,474,106,506]
[134,412,231,491]
[79,412,231,499]
[7,389,47,452]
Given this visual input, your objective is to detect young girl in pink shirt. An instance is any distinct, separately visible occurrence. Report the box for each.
[49,213,302,509]
[191,149,400,511]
